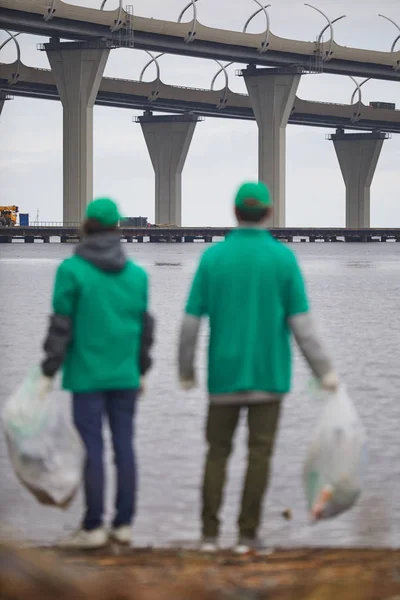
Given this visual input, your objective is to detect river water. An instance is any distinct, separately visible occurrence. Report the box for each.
[1,241,400,549]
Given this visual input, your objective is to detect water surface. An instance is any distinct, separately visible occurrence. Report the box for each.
[1,241,399,548]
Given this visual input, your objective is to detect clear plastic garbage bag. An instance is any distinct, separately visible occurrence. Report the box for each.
[2,367,85,508]
[303,386,368,521]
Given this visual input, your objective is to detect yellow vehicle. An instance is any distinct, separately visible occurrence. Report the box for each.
[0,206,19,226]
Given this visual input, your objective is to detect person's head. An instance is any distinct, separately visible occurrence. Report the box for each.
[234,181,272,224]
[82,197,121,236]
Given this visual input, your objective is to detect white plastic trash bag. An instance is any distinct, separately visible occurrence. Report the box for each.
[303,386,368,521]
[2,367,85,508]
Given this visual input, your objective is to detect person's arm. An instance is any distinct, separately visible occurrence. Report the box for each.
[178,315,201,387]
[178,257,208,389]
[287,257,339,391]
[137,273,154,394]
[41,262,77,380]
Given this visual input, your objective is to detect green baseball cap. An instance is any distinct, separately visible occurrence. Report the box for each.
[86,197,121,226]
[234,182,272,211]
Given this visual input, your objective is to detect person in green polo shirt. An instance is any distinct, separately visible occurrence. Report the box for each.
[39,198,154,550]
[178,181,338,553]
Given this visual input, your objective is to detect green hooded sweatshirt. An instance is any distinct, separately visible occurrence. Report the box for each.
[49,232,148,393]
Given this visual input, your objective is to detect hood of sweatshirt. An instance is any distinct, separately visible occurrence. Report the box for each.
[75,232,127,272]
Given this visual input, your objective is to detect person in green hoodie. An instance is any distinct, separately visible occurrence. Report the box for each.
[179,182,338,554]
[39,198,154,549]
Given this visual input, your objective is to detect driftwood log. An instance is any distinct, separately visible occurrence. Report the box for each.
[2,543,400,599]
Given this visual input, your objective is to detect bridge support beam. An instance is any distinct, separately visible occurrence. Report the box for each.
[242,67,302,227]
[45,40,109,224]
[138,113,199,226]
[330,129,387,228]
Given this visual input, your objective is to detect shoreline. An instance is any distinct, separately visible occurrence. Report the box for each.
[2,545,400,599]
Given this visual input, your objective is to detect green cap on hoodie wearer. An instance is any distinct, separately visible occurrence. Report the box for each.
[86,197,121,226]
[234,182,272,211]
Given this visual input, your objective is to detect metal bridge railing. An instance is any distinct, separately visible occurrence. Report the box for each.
[17,222,82,228]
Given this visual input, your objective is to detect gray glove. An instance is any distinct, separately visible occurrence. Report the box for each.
[37,375,53,400]
[179,377,197,391]
[320,371,339,392]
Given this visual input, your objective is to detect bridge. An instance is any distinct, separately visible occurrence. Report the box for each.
[2,0,400,80]
[1,226,400,244]
[2,0,400,228]
[2,61,400,132]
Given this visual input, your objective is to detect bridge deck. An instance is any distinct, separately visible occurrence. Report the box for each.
[3,0,400,81]
[2,62,400,132]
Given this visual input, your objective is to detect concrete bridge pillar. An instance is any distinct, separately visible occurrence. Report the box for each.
[330,129,387,228]
[242,66,302,227]
[45,40,109,225]
[138,113,199,226]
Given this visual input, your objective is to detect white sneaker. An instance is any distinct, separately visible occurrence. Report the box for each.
[234,537,261,555]
[56,528,108,550]
[199,537,218,553]
[110,525,132,545]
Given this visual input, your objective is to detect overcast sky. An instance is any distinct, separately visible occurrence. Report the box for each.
[1,0,400,226]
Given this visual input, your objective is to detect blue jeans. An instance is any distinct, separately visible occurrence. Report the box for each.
[73,390,137,531]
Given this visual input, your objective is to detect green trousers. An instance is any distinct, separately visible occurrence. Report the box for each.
[201,402,281,539]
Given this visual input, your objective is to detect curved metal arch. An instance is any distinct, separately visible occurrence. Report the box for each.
[394,34,400,53]
[0,31,21,53]
[177,0,198,43]
[305,4,345,61]
[139,50,162,102]
[318,15,346,45]
[378,14,400,53]
[139,52,164,83]
[348,76,363,122]
[243,2,271,53]
[350,77,370,105]
[210,60,231,108]
[244,4,267,31]
[211,61,234,91]
[0,31,22,85]
[100,0,124,32]
[43,0,57,21]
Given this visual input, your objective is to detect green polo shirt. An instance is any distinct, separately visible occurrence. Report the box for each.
[185,229,309,395]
